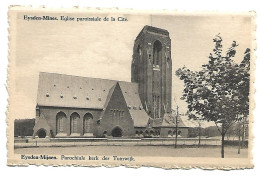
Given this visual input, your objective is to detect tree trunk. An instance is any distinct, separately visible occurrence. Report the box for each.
[221,124,225,158]
[198,125,201,148]
[175,127,178,148]
[238,123,241,154]
[241,120,245,149]
[221,133,225,158]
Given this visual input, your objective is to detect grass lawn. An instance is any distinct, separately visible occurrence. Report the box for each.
[14,145,248,158]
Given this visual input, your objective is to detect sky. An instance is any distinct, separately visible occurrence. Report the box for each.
[10,10,253,119]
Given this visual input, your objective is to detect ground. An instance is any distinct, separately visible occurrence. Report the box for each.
[15,146,248,158]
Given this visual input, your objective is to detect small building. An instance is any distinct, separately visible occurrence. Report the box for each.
[14,119,35,137]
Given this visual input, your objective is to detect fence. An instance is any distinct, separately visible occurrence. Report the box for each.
[14,137,222,148]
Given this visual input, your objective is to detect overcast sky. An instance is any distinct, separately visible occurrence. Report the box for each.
[10,10,253,118]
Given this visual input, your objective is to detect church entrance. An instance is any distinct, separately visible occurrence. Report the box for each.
[37,129,46,138]
[111,127,123,137]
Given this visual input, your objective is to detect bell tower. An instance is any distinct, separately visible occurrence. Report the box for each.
[131,25,172,119]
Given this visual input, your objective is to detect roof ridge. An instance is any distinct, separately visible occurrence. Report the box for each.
[39,72,134,84]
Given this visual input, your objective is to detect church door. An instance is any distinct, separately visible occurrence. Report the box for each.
[111,127,123,137]
[37,129,46,138]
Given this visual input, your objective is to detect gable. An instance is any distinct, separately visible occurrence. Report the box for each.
[119,82,150,127]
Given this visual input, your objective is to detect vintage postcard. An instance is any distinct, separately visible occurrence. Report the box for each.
[7,7,255,168]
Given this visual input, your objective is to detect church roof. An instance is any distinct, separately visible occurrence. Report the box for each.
[119,82,150,127]
[136,25,170,40]
[37,72,150,127]
[37,72,116,109]
[160,113,188,128]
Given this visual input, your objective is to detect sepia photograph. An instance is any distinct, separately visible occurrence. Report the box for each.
[7,7,255,168]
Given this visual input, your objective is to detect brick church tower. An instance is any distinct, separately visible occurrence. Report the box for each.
[131,26,172,120]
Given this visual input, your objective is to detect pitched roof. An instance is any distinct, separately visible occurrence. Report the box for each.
[37,72,116,109]
[136,25,170,40]
[37,72,150,127]
[119,82,150,127]
[180,115,215,128]
[161,113,187,128]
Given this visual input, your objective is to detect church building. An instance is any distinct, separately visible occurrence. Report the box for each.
[32,26,188,138]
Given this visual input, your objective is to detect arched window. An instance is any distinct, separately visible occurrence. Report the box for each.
[56,111,66,134]
[168,130,172,136]
[137,45,141,56]
[70,112,80,134]
[83,113,94,134]
[145,130,149,136]
[150,130,154,137]
[153,40,162,66]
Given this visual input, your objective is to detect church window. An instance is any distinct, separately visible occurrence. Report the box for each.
[153,40,162,66]
[59,118,64,132]
[137,45,141,56]
[167,57,170,68]
[113,110,116,117]
[83,113,94,134]
[70,112,80,134]
[56,112,66,134]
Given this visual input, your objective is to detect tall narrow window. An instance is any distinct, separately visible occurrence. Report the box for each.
[56,112,66,134]
[137,45,141,56]
[153,40,162,66]
[70,112,80,134]
[113,110,116,117]
[83,113,94,134]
